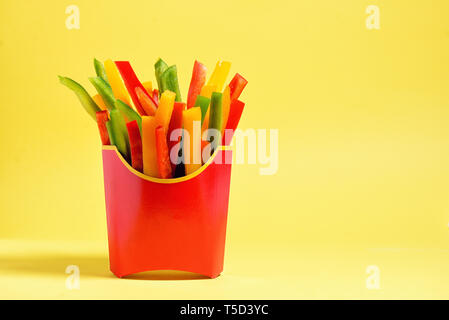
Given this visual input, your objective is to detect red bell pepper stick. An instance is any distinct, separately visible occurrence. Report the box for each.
[155,125,172,179]
[229,73,248,101]
[126,120,143,172]
[152,89,159,105]
[167,102,185,172]
[223,100,245,145]
[96,110,110,145]
[135,87,157,116]
[115,61,157,116]
[187,60,207,109]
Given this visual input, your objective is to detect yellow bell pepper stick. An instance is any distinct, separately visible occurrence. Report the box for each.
[142,81,152,94]
[155,90,176,135]
[92,94,107,111]
[221,86,231,136]
[142,116,159,177]
[206,61,231,92]
[199,85,217,132]
[104,59,132,107]
[200,84,217,99]
[183,107,202,175]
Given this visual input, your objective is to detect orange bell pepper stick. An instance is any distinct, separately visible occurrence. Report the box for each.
[135,87,157,116]
[141,91,176,178]
[142,116,158,177]
[95,110,110,145]
[92,94,107,111]
[155,126,172,179]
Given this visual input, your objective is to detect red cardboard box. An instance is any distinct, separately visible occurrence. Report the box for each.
[101,145,233,278]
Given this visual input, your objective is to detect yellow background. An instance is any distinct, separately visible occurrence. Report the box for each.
[0,0,448,299]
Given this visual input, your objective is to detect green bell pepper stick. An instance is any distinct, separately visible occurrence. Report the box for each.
[106,120,115,144]
[207,92,223,150]
[160,65,182,102]
[154,58,168,96]
[194,95,211,125]
[208,92,223,131]
[89,77,116,110]
[108,108,130,161]
[58,76,101,121]
[94,58,110,87]
[115,99,142,133]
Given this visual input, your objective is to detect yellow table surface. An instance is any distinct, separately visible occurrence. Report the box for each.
[0,239,447,300]
[1,0,449,300]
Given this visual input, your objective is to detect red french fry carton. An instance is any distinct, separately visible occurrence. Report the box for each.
[101,145,233,278]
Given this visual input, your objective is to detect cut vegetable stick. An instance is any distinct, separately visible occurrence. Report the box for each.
[152,89,159,105]
[160,65,182,102]
[203,92,223,161]
[194,95,211,125]
[187,60,207,109]
[115,61,157,116]
[94,58,110,87]
[155,126,173,179]
[201,109,210,133]
[223,99,245,145]
[58,76,101,121]
[109,108,130,161]
[142,81,152,95]
[182,107,202,175]
[104,59,132,107]
[228,73,248,101]
[141,91,176,177]
[115,60,147,115]
[155,90,176,135]
[93,94,107,111]
[154,58,169,95]
[106,121,114,144]
[142,116,159,177]
[221,86,231,136]
[200,84,217,98]
[135,87,157,116]
[89,77,116,110]
[167,102,185,172]
[207,61,231,92]
[115,100,142,132]
[199,85,217,131]
[208,92,223,139]
[96,110,110,145]
[126,120,143,172]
